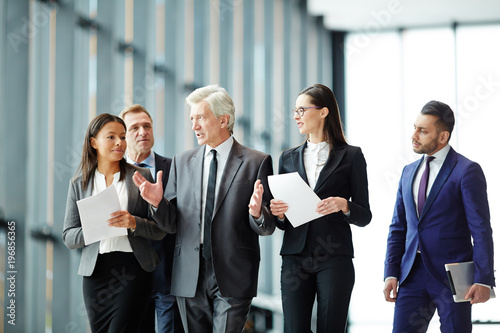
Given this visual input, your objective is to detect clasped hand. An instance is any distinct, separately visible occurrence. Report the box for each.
[270,196,349,219]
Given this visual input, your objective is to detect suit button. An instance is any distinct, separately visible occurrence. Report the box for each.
[195,247,199,252]
[418,226,423,232]
[198,223,201,228]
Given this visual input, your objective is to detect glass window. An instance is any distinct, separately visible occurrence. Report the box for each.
[346,24,500,331]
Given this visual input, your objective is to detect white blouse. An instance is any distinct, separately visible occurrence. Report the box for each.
[303,141,329,190]
[92,170,133,254]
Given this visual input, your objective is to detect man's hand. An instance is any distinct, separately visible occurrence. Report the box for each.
[132,170,164,208]
[465,284,491,304]
[383,278,398,302]
[248,179,264,219]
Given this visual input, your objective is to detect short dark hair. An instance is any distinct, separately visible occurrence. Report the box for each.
[421,100,455,140]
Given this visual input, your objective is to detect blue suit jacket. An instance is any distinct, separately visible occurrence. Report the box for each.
[384,147,495,287]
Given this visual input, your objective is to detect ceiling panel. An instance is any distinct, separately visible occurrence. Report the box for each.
[308,0,500,31]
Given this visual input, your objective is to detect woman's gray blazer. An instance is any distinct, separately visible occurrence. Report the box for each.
[62,164,166,276]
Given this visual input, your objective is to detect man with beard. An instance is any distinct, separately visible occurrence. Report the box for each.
[383,100,495,332]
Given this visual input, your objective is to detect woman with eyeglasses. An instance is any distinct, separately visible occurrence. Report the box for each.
[62,113,166,332]
[271,84,372,332]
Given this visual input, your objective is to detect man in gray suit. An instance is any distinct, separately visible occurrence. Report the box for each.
[133,85,275,332]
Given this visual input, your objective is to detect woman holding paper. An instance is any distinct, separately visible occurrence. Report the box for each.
[270,84,372,333]
[62,113,165,332]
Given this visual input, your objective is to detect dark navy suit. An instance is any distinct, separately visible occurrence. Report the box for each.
[384,147,495,332]
[143,153,184,333]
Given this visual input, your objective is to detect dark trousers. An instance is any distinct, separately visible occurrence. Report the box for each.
[281,253,354,333]
[176,253,252,332]
[142,291,184,333]
[393,253,472,333]
[83,252,152,333]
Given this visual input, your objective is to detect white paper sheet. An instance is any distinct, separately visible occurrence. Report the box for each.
[76,184,127,245]
[268,172,323,227]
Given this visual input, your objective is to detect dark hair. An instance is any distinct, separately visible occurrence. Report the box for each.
[421,100,455,141]
[76,113,128,190]
[299,83,347,150]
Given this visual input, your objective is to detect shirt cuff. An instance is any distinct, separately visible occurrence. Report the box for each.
[252,214,264,226]
[475,283,491,289]
[385,276,397,282]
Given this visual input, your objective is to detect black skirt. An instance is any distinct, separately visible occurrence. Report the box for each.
[83,252,152,333]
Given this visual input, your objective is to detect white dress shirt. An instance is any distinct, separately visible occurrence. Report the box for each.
[92,170,133,253]
[200,136,234,244]
[412,144,450,214]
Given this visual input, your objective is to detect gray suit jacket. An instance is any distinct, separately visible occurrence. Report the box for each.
[63,164,166,276]
[153,140,275,298]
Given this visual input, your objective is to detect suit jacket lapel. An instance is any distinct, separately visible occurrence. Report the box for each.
[314,144,346,192]
[419,148,458,220]
[154,153,168,190]
[408,157,423,219]
[214,141,243,216]
[190,147,204,220]
[292,143,308,185]
[125,168,140,214]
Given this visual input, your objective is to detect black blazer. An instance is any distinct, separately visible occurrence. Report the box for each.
[277,142,371,257]
[150,153,175,294]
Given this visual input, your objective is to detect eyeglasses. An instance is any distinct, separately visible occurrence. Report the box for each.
[292,106,323,118]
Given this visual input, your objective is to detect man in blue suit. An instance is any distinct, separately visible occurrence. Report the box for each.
[383,100,495,332]
[120,105,183,333]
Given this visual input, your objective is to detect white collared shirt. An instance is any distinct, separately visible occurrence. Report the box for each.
[200,136,234,244]
[92,170,133,253]
[304,141,329,190]
[412,144,451,213]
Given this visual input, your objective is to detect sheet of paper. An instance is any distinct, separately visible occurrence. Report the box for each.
[268,172,323,228]
[76,184,127,245]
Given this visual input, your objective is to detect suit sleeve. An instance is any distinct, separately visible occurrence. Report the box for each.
[132,170,167,240]
[345,147,372,227]
[462,162,495,286]
[62,180,85,249]
[152,156,178,234]
[384,168,408,280]
[275,152,287,230]
[248,154,276,236]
